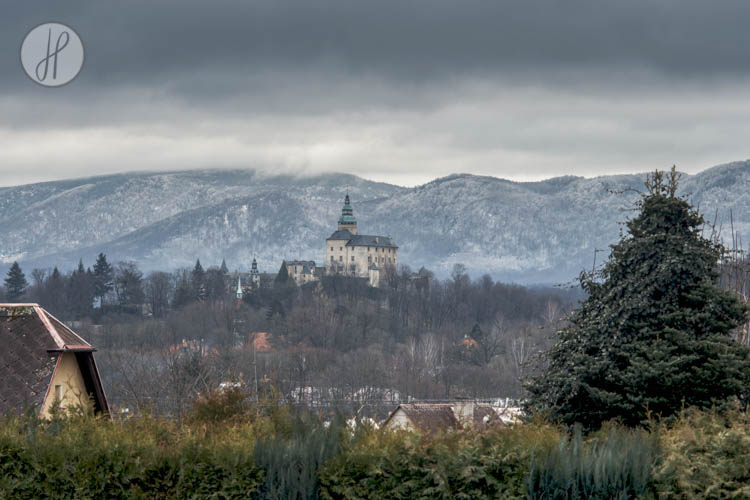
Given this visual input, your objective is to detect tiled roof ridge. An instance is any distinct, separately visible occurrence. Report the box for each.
[32,305,66,348]
[43,309,92,349]
[0,303,91,350]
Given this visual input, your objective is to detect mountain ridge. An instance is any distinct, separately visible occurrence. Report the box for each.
[1,161,748,283]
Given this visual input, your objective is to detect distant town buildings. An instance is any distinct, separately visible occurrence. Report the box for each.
[235,258,270,299]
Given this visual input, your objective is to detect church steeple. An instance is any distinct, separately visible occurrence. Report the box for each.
[337,192,357,234]
[236,276,243,300]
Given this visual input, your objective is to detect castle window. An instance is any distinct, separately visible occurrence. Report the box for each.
[351,256,355,262]
[330,247,333,251]
[330,256,334,262]
[339,247,343,251]
[339,256,343,262]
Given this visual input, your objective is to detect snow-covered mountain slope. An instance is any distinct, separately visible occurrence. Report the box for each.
[1,162,748,283]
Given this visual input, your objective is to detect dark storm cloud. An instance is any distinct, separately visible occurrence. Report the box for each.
[2,1,750,187]
[3,0,750,93]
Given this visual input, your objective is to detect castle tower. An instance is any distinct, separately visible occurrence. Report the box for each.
[250,258,260,287]
[337,193,358,234]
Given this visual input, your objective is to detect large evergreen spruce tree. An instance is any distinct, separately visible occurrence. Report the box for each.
[526,168,750,430]
[4,262,28,302]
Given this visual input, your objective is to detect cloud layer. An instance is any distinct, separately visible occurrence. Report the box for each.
[2,0,750,186]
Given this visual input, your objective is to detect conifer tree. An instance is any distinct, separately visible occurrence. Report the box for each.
[68,259,95,318]
[115,262,145,308]
[275,261,292,286]
[43,266,66,316]
[191,259,206,300]
[204,267,227,300]
[526,167,750,430]
[4,262,28,301]
[172,270,194,309]
[93,253,114,305]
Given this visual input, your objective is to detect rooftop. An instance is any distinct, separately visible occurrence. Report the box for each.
[0,304,95,415]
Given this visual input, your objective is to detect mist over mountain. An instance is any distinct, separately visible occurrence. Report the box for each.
[1,162,748,283]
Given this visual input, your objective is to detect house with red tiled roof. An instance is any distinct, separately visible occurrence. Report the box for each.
[0,304,109,417]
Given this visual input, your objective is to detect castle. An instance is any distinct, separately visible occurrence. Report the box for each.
[283,194,398,287]
[325,194,398,286]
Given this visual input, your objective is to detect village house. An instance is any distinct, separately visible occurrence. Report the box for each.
[0,304,109,417]
[382,401,503,434]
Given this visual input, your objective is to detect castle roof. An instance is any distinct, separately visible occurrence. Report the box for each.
[327,229,354,241]
[347,234,398,248]
[326,230,397,248]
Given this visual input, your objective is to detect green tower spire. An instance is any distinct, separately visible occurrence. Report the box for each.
[337,192,358,233]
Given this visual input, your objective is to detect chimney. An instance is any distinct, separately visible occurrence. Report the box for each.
[453,399,475,426]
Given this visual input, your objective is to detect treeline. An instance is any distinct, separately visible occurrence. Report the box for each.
[0,255,233,320]
[2,253,579,412]
[96,265,577,414]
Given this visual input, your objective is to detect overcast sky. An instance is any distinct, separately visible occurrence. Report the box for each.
[2,0,750,187]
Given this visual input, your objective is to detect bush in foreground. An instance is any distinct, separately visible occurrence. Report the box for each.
[2,406,750,498]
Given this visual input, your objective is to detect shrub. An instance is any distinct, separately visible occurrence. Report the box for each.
[186,387,252,425]
[527,424,658,500]
[320,423,560,499]
[652,409,750,498]
[0,412,263,499]
[254,413,344,499]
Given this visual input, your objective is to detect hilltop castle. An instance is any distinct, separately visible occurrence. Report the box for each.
[325,194,398,286]
[283,194,398,287]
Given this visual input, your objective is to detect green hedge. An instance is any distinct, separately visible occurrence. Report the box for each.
[319,423,559,499]
[2,405,750,498]
[0,415,263,499]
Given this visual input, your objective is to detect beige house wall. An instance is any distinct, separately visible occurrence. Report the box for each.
[384,408,413,431]
[40,352,88,417]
